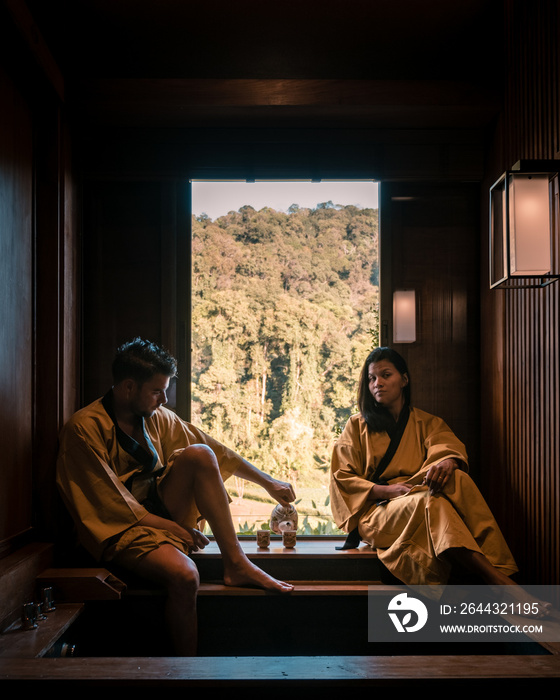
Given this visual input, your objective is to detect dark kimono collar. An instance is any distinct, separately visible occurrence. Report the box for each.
[101,390,159,473]
[386,404,410,439]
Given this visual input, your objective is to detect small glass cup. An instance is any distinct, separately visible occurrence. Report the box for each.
[21,602,37,630]
[41,586,56,612]
[282,529,297,548]
[256,529,271,548]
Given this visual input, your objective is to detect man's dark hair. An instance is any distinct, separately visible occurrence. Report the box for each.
[112,338,177,385]
[357,346,411,433]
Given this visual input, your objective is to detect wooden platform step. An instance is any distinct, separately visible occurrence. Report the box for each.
[35,568,392,599]
[0,603,83,659]
[196,580,392,596]
[191,538,383,582]
[191,537,377,565]
[35,539,387,602]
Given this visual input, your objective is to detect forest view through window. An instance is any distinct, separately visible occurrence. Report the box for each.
[191,180,379,535]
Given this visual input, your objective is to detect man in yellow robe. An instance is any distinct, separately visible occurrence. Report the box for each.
[57,337,295,655]
[330,348,518,589]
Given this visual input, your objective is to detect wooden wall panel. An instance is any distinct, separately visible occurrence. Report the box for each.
[0,61,33,553]
[82,181,177,407]
[481,0,560,585]
[0,4,81,558]
[381,182,481,477]
[32,99,82,542]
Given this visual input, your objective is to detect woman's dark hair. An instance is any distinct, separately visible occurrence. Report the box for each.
[112,337,177,385]
[357,347,411,433]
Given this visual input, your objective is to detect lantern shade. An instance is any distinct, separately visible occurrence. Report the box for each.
[393,290,416,343]
[509,174,551,276]
[490,160,559,289]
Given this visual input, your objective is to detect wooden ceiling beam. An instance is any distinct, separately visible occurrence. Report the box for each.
[75,78,498,108]
[71,78,501,130]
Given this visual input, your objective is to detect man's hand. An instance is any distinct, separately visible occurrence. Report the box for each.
[139,513,210,552]
[263,478,296,507]
[232,459,296,507]
[183,527,210,552]
[161,521,210,552]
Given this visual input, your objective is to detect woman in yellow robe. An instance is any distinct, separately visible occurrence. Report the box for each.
[330,347,518,588]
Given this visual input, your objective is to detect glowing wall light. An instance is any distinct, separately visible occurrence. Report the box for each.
[490,160,559,289]
[393,290,416,343]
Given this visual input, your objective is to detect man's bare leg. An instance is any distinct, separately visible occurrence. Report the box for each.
[130,544,199,655]
[161,444,294,593]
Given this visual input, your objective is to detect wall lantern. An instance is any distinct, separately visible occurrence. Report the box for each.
[393,290,416,343]
[490,160,559,289]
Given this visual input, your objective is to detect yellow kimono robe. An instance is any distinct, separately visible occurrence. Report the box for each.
[56,392,242,564]
[330,407,518,586]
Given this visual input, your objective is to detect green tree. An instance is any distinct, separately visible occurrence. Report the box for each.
[191,202,379,495]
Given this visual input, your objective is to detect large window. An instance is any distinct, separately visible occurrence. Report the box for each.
[191,180,379,534]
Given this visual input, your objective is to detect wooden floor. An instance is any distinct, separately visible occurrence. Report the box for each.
[1,537,560,686]
[1,654,560,687]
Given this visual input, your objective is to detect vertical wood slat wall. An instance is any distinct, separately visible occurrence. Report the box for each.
[486,0,560,585]
[0,7,80,555]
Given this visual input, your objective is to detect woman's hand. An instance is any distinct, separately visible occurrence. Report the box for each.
[423,458,461,494]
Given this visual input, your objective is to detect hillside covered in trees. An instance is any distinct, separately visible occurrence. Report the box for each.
[191,201,379,526]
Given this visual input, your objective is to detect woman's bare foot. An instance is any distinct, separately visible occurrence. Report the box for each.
[223,560,294,594]
[494,584,555,620]
[447,548,555,620]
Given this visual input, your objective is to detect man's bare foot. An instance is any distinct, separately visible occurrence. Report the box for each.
[223,560,294,594]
